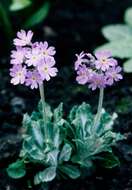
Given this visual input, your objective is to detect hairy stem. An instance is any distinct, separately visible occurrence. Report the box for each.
[39,83,47,137]
[94,88,104,129]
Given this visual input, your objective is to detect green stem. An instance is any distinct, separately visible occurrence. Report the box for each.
[39,83,47,138]
[93,88,104,129]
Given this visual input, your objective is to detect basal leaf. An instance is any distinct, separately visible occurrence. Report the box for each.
[99,152,120,168]
[68,105,78,122]
[46,150,59,166]
[7,160,26,179]
[59,143,72,163]
[59,164,80,179]
[34,166,56,185]
[31,121,44,148]
[38,101,53,121]
[53,103,63,123]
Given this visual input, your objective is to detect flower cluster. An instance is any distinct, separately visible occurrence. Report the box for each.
[75,50,123,90]
[10,30,58,89]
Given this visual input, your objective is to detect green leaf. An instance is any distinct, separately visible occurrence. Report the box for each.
[31,121,44,148]
[68,105,78,122]
[124,7,132,27]
[99,152,120,168]
[34,166,56,185]
[7,160,26,179]
[24,1,50,28]
[22,137,45,161]
[46,150,59,166]
[53,103,63,123]
[95,39,132,58]
[23,113,31,127]
[123,58,132,73]
[38,101,53,121]
[10,0,31,11]
[59,143,72,163]
[59,164,80,179]
[102,24,132,41]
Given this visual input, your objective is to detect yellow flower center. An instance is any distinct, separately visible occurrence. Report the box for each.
[17,72,22,77]
[43,66,48,72]
[101,57,107,64]
[32,77,36,80]
[43,50,48,55]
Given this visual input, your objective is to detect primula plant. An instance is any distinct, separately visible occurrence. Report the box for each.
[7,30,124,188]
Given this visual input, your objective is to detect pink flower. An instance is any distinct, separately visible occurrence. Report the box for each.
[39,41,56,57]
[25,47,42,66]
[106,66,123,85]
[95,50,117,71]
[76,65,93,85]
[10,65,27,85]
[88,73,107,90]
[75,50,122,90]
[13,30,33,46]
[11,47,26,64]
[25,70,43,89]
[75,52,85,70]
[10,30,58,88]
[38,57,58,81]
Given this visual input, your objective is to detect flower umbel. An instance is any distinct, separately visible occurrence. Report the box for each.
[10,30,58,89]
[75,50,122,90]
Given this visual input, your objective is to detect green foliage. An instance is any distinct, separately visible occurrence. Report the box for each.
[24,1,50,28]
[10,0,32,11]
[98,152,120,168]
[7,160,26,179]
[124,7,132,27]
[0,1,51,43]
[68,103,123,171]
[7,102,124,185]
[7,101,78,185]
[95,7,132,73]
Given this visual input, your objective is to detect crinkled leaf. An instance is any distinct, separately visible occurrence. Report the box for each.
[53,103,63,123]
[102,24,132,41]
[24,1,50,28]
[46,150,59,166]
[31,121,44,148]
[22,137,45,161]
[96,109,117,135]
[123,58,132,73]
[124,7,132,27]
[59,143,72,163]
[23,113,31,127]
[38,101,53,121]
[95,39,132,58]
[7,160,26,179]
[10,0,31,11]
[68,105,78,122]
[34,166,56,185]
[99,152,120,168]
[59,164,80,179]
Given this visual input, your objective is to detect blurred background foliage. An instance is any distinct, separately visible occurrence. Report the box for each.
[0,0,50,44]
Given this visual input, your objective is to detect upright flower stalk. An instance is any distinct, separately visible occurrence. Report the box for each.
[39,83,47,136]
[74,50,123,128]
[94,87,104,129]
[10,30,58,138]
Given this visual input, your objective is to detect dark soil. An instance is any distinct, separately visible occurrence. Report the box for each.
[1,0,132,189]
